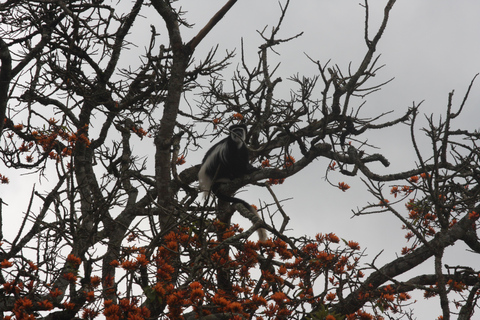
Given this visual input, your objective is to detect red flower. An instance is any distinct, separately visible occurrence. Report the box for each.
[0,174,9,184]
[232,113,244,120]
[271,291,289,304]
[0,259,13,268]
[50,287,63,298]
[109,260,120,267]
[379,199,389,207]
[267,178,285,185]
[338,182,350,192]
[347,241,360,250]
[325,292,336,301]
[63,272,77,283]
[284,155,296,168]
[37,300,54,310]
[261,159,271,168]
[409,176,419,183]
[176,155,186,165]
[469,211,479,220]
[63,301,76,310]
[328,161,336,171]
[325,233,340,243]
[67,254,82,268]
[121,259,137,270]
[135,254,149,267]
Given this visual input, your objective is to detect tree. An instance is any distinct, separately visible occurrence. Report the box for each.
[0,0,479,319]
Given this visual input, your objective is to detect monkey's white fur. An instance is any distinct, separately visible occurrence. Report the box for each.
[198,125,267,242]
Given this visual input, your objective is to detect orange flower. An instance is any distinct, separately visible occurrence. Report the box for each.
[338,182,350,192]
[356,310,374,319]
[104,303,120,319]
[13,297,33,313]
[401,245,416,255]
[274,238,293,259]
[261,159,271,168]
[67,254,82,268]
[409,176,419,183]
[153,282,166,296]
[448,280,465,292]
[127,232,137,242]
[190,286,204,302]
[347,241,360,250]
[176,155,186,165]
[85,290,95,302]
[63,272,77,283]
[50,287,63,298]
[379,199,389,207]
[3,281,17,294]
[109,260,120,267]
[398,292,411,301]
[328,161,336,171]
[37,300,54,310]
[232,113,244,120]
[284,155,296,168]
[325,233,340,243]
[267,178,285,185]
[405,231,414,241]
[382,293,395,302]
[131,125,148,137]
[252,294,267,306]
[0,174,9,184]
[61,147,72,157]
[226,301,243,313]
[469,211,479,220]
[82,308,99,319]
[325,292,336,301]
[135,254,149,267]
[0,259,13,268]
[26,280,34,291]
[390,186,399,197]
[271,291,289,304]
[121,259,137,270]
[20,142,32,152]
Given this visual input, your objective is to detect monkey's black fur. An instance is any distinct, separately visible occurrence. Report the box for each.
[198,124,266,241]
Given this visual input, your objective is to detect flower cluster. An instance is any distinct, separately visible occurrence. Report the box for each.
[6,119,91,165]
[104,298,150,320]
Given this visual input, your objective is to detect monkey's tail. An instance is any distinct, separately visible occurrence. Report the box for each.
[213,189,268,242]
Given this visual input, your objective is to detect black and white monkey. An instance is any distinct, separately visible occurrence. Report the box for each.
[198,124,267,242]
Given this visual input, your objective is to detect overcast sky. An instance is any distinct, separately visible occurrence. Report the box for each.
[2,1,480,318]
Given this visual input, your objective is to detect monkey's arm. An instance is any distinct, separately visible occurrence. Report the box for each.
[245,163,260,174]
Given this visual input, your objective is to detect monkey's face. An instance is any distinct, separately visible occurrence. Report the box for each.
[229,125,247,149]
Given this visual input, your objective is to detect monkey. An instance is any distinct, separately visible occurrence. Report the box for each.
[198,124,267,242]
